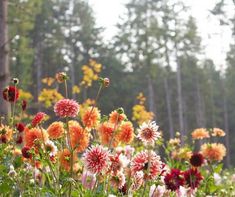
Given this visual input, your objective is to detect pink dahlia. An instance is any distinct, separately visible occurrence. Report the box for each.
[54,99,79,118]
[130,171,144,191]
[83,145,109,174]
[137,121,160,146]
[32,112,47,127]
[130,150,162,180]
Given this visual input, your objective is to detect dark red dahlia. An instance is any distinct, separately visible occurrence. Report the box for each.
[184,168,203,189]
[21,146,32,159]
[16,135,23,144]
[190,152,204,167]
[22,100,27,111]
[1,135,7,143]
[2,86,19,102]
[16,122,25,133]
[119,183,127,195]
[164,169,185,191]
[31,112,47,127]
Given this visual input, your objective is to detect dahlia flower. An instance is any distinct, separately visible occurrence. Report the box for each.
[131,150,162,180]
[191,128,209,140]
[2,86,19,102]
[21,146,32,159]
[201,143,226,161]
[16,122,25,133]
[24,127,48,148]
[45,140,58,157]
[47,121,64,139]
[184,168,203,189]
[98,122,117,147]
[59,149,78,171]
[54,99,79,118]
[130,171,144,191]
[137,121,160,146]
[211,128,225,137]
[69,121,89,153]
[109,110,126,124]
[164,169,184,191]
[190,152,204,167]
[32,112,47,127]
[82,107,100,129]
[116,121,134,144]
[83,145,109,174]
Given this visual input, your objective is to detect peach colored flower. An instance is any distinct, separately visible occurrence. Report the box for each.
[201,143,226,161]
[211,128,225,137]
[192,128,209,140]
[0,125,13,143]
[98,122,117,147]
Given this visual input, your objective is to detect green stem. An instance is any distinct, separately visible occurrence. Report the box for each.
[65,80,68,98]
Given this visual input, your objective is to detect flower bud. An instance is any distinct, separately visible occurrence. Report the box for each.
[55,72,68,83]
[103,78,110,87]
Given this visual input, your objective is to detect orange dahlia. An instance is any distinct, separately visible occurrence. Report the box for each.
[201,143,226,161]
[24,127,48,148]
[47,121,64,139]
[82,107,100,129]
[116,121,134,144]
[69,121,89,153]
[211,128,225,137]
[192,128,210,140]
[59,149,78,171]
[109,110,126,124]
[98,122,117,147]
[0,125,13,143]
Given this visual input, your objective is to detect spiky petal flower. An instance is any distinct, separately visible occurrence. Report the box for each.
[131,150,162,180]
[190,152,204,167]
[81,170,96,189]
[32,112,47,127]
[82,107,100,129]
[54,99,79,118]
[130,171,144,191]
[137,121,160,146]
[2,86,19,102]
[45,140,58,157]
[164,169,185,191]
[184,168,203,189]
[83,145,109,174]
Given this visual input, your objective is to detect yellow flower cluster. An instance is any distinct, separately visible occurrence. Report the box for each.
[41,77,55,87]
[72,85,81,95]
[19,89,33,101]
[38,88,63,108]
[132,92,154,125]
[81,59,102,87]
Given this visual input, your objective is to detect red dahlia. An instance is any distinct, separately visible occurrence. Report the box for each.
[2,86,19,102]
[190,152,204,167]
[16,122,25,133]
[184,168,203,189]
[32,112,47,127]
[21,146,32,159]
[164,169,184,191]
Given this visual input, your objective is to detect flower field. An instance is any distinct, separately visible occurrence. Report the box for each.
[0,73,235,197]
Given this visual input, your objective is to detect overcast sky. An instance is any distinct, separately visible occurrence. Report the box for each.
[89,0,234,68]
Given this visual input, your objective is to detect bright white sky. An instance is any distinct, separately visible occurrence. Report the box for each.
[89,0,234,68]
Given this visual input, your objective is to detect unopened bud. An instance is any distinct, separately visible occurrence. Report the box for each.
[55,72,68,83]
[103,78,110,87]
[117,107,124,114]
[12,78,19,85]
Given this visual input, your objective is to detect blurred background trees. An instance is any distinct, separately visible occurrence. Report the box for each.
[0,0,235,166]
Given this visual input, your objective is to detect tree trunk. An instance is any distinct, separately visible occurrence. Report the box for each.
[164,77,174,138]
[35,41,43,110]
[0,0,10,116]
[175,49,184,136]
[147,75,156,115]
